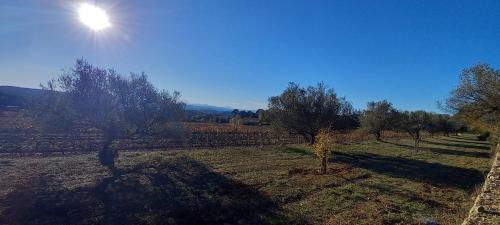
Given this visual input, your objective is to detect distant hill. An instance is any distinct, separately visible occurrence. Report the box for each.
[0,86,235,113]
[185,104,233,114]
[0,86,43,98]
[0,86,44,107]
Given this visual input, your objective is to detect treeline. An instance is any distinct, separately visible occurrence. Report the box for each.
[360,101,466,150]
[263,64,498,174]
[184,110,231,124]
[31,59,498,174]
[257,82,464,152]
[185,109,264,126]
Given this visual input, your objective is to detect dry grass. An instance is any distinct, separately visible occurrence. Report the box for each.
[0,134,492,225]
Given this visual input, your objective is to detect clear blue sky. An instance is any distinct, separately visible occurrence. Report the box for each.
[1,0,499,111]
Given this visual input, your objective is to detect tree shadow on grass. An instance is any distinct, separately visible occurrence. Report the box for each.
[443,136,490,145]
[281,146,314,156]
[420,139,491,150]
[359,182,448,209]
[382,140,491,158]
[331,151,485,191]
[1,156,307,225]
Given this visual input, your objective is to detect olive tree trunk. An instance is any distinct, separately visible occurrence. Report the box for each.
[98,133,118,175]
[413,130,420,152]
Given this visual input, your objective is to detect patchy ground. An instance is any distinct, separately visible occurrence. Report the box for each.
[0,135,492,225]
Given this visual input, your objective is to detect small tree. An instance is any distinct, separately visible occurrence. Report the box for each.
[360,100,396,141]
[313,129,334,174]
[267,82,354,144]
[441,117,455,137]
[447,118,467,136]
[426,113,450,137]
[395,110,430,152]
[34,59,184,173]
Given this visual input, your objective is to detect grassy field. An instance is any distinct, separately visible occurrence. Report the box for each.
[0,134,493,225]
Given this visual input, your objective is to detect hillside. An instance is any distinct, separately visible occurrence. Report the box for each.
[0,86,44,107]
[0,86,235,113]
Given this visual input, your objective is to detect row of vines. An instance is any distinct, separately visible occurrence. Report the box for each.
[0,109,419,155]
[0,130,419,155]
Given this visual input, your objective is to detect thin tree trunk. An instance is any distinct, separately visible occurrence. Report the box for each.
[310,135,316,145]
[375,132,381,141]
[98,133,118,175]
[414,131,420,152]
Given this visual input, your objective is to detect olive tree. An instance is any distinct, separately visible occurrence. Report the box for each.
[395,110,431,151]
[425,113,451,137]
[360,100,397,141]
[267,82,353,144]
[446,63,499,145]
[35,59,184,173]
[446,118,468,136]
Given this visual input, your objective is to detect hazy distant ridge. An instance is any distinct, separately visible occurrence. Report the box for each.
[0,86,233,113]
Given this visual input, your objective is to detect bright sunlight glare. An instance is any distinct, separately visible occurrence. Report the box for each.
[78,3,111,31]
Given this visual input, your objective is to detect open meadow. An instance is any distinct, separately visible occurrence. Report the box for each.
[0,134,492,225]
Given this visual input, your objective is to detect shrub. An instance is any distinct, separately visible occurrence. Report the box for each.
[313,129,335,174]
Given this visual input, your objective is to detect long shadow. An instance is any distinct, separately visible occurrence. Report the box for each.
[420,139,491,150]
[359,182,447,209]
[382,140,491,158]
[1,156,307,225]
[448,139,492,146]
[281,146,314,156]
[443,136,490,145]
[331,151,484,191]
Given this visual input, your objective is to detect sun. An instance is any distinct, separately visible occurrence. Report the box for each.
[78,3,111,31]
